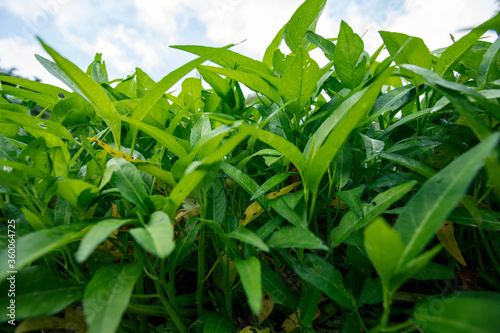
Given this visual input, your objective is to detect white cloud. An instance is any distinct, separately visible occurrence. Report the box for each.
[194,0,304,59]
[325,0,500,54]
[1,0,499,91]
[0,36,67,87]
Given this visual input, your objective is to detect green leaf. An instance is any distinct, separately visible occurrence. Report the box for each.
[360,133,385,162]
[477,37,500,88]
[435,28,485,77]
[203,312,233,333]
[107,158,155,214]
[198,67,233,106]
[83,262,143,333]
[411,262,455,280]
[0,134,18,160]
[173,44,274,78]
[228,227,270,252]
[263,24,286,68]
[334,21,367,89]
[261,263,298,311]
[369,85,415,120]
[75,218,135,263]
[330,181,417,247]
[358,277,382,307]
[134,162,176,188]
[0,75,70,97]
[336,185,365,218]
[206,179,227,224]
[38,38,122,148]
[0,266,83,322]
[283,252,357,311]
[269,195,307,229]
[240,125,305,173]
[130,211,175,258]
[35,54,83,95]
[164,131,248,217]
[197,65,280,103]
[298,285,321,326]
[0,223,89,281]
[119,115,189,158]
[267,225,327,250]
[399,64,497,138]
[0,88,60,110]
[251,172,293,201]
[333,143,353,190]
[364,217,404,287]
[379,31,431,86]
[305,31,336,60]
[279,47,321,116]
[284,0,328,53]
[391,244,442,290]
[56,178,100,210]
[131,45,231,123]
[380,152,436,178]
[221,162,269,211]
[167,221,201,270]
[234,256,262,315]
[304,69,392,195]
[0,110,76,143]
[448,207,500,231]
[394,133,499,266]
[414,292,500,333]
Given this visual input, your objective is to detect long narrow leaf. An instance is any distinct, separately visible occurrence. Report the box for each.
[394,133,499,266]
[38,38,121,148]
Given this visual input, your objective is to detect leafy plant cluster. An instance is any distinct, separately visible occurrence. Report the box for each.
[1,0,500,332]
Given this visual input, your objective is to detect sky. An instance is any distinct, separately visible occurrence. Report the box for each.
[0,0,499,90]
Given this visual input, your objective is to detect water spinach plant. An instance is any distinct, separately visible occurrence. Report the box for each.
[1,1,500,332]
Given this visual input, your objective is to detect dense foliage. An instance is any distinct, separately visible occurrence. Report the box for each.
[1,1,500,332]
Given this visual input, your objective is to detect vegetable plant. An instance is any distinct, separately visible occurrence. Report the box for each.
[1,0,500,332]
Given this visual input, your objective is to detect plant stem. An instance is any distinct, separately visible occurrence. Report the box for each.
[196,224,206,316]
[380,289,393,328]
[145,259,186,333]
[224,242,233,320]
[368,319,415,333]
[462,196,500,275]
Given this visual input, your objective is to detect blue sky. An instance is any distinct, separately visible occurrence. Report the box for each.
[0,0,498,89]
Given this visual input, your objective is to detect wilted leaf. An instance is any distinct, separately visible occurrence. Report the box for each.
[437,221,467,266]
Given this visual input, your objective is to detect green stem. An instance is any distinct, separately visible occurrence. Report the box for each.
[308,191,317,227]
[135,273,150,333]
[196,224,206,316]
[380,289,393,328]
[463,196,500,275]
[65,246,84,282]
[145,259,186,333]
[368,319,414,333]
[224,242,232,320]
[131,293,159,299]
[127,303,198,318]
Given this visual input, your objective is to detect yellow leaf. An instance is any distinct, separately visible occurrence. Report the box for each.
[437,221,467,266]
[17,306,86,333]
[282,317,299,333]
[258,292,275,324]
[88,137,138,162]
[175,208,200,224]
[213,254,237,291]
[239,182,300,226]
[88,138,177,186]
[330,194,348,210]
[240,327,271,333]
[111,202,122,218]
[281,308,320,333]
